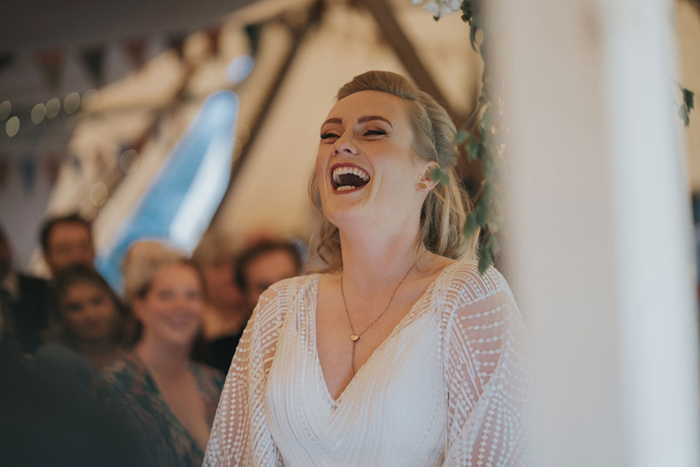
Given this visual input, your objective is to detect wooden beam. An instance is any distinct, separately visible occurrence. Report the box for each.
[356,0,482,193]
[211,0,324,224]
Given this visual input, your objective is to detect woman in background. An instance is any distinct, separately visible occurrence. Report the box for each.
[100,243,223,467]
[35,264,126,386]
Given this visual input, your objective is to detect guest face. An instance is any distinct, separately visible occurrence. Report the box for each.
[44,222,95,276]
[61,282,119,343]
[244,249,299,309]
[316,90,429,231]
[201,256,243,311]
[136,263,204,347]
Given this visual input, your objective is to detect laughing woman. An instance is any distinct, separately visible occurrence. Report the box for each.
[204,71,533,466]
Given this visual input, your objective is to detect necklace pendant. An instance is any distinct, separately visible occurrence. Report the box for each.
[350,334,359,342]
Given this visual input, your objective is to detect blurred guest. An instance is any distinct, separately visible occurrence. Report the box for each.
[192,232,246,341]
[191,233,248,373]
[34,264,126,387]
[1,323,148,467]
[100,243,223,467]
[40,213,95,277]
[236,239,303,311]
[0,223,51,353]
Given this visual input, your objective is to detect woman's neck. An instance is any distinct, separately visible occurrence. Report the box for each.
[337,223,426,296]
[135,337,191,376]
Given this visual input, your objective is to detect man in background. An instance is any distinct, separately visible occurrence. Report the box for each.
[236,239,303,312]
[40,213,95,278]
[0,214,96,354]
[197,239,303,373]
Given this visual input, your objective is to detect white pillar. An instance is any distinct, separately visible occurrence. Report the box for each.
[494,0,700,465]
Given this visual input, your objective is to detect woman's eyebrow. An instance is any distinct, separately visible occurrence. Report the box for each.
[321,116,394,128]
[358,115,393,128]
[322,117,342,126]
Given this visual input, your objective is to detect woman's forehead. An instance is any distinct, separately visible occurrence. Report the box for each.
[325,90,410,124]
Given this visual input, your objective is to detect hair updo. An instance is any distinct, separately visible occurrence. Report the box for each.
[309,70,478,272]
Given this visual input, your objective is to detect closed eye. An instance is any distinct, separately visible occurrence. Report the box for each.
[320,132,339,140]
[364,129,386,136]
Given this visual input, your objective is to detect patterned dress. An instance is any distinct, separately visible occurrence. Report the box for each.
[204,260,534,467]
[99,353,224,467]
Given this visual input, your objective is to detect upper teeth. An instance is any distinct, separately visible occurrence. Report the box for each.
[332,166,370,184]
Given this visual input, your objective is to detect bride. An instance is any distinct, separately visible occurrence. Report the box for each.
[204,71,533,466]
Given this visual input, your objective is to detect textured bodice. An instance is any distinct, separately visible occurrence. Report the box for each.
[264,273,447,466]
[204,261,533,467]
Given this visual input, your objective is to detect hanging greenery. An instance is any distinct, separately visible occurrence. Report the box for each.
[419,0,694,274]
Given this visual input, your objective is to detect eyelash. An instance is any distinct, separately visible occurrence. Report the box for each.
[320,129,387,140]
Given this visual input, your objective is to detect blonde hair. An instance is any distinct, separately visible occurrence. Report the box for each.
[310,71,478,272]
[122,240,204,305]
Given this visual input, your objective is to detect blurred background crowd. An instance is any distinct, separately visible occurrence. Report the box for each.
[0,215,303,466]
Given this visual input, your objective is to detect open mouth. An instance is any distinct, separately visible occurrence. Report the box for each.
[331,165,371,192]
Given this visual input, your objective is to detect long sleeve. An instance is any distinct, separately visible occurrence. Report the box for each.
[442,266,534,466]
[203,282,289,467]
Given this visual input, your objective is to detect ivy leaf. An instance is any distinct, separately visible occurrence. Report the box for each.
[485,234,500,256]
[683,87,694,111]
[467,137,482,161]
[478,247,492,274]
[482,180,495,201]
[430,167,449,185]
[470,26,479,51]
[455,129,470,145]
[679,105,690,127]
[463,213,480,238]
[474,197,492,226]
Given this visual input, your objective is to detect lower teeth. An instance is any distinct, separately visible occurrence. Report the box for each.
[337,185,357,191]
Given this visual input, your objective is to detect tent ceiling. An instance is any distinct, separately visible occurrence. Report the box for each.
[0,0,257,51]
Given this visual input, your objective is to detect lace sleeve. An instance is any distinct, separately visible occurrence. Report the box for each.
[442,266,534,466]
[203,282,290,467]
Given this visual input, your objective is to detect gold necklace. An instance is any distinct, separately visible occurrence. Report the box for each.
[340,255,422,376]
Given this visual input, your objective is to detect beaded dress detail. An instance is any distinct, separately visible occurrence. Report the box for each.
[203,261,533,466]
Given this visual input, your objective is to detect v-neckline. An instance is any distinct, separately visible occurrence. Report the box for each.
[311,260,460,406]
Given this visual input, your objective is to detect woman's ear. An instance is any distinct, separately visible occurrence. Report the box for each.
[417,161,440,191]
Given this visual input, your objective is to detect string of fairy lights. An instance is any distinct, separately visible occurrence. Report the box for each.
[0,89,100,138]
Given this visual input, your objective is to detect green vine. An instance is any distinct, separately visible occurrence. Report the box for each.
[429,0,500,274]
[426,0,695,274]
[680,85,695,127]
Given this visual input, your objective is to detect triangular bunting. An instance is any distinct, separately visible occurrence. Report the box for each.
[0,52,14,75]
[207,27,222,56]
[82,46,106,86]
[34,49,66,91]
[168,33,187,59]
[0,154,9,190]
[125,38,147,69]
[244,24,263,57]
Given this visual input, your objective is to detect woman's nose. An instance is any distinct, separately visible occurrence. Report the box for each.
[332,134,358,156]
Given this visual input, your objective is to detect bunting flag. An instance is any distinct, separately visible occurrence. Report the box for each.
[19,155,36,193]
[0,52,14,75]
[168,33,187,59]
[125,39,147,69]
[34,49,66,91]
[244,23,263,57]
[82,46,106,86]
[207,27,222,56]
[44,153,62,185]
[0,155,9,190]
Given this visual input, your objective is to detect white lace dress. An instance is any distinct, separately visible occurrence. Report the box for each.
[203,261,533,467]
